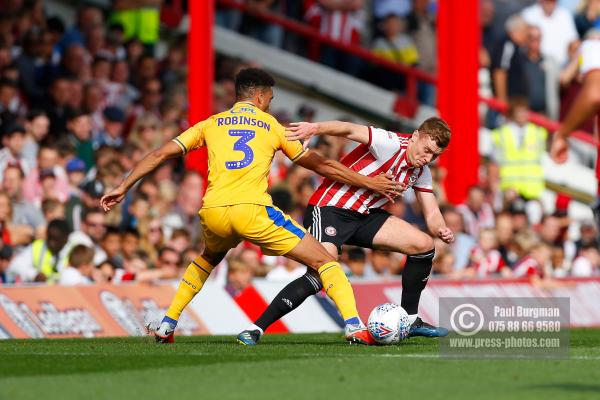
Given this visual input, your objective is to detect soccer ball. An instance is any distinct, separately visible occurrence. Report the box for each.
[367,303,410,345]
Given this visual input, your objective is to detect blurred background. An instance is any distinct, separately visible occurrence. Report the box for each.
[0,0,597,305]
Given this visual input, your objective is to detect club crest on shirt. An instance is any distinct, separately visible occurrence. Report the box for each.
[408,170,419,186]
[325,226,337,236]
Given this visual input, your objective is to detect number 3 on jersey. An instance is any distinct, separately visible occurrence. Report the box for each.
[225,129,255,170]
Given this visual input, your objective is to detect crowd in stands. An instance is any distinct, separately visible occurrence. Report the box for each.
[0,1,598,293]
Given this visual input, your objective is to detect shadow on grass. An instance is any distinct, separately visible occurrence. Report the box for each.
[527,383,600,393]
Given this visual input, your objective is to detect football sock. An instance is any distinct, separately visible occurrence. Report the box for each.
[401,249,435,315]
[318,261,360,322]
[255,271,322,331]
[407,314,418,325]
[165,256,215,322]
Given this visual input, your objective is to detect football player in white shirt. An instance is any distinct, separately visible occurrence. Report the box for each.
[237,117,455,345]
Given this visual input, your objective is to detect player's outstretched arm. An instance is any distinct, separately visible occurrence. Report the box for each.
[295,150,404,202]
[100,141,183,212]
[551,70,600,163]
[286,121,369,148]
[415,190,454,244]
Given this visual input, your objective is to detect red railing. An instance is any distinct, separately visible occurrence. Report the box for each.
[216,0,596,146]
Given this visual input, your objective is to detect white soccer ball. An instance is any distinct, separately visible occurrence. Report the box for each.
[367,303,410,345]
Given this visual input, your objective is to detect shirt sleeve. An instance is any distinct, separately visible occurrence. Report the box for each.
[276,121,307,162]
[580,40,600,76]
[7,246,37,282]
[413,166,433,193]
[172,119,208,154]
[368,127,401,160]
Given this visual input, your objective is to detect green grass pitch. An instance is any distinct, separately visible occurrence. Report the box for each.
[1,330,600,400]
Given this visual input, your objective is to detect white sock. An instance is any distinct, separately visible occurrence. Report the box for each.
[248,323,264,335]
[408,314,418,325]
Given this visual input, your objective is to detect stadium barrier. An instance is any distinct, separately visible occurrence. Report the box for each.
[1,278,599,339]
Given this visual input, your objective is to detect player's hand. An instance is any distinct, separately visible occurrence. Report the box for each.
[437,227,454,244]
[100,186,127,212]
[550,135,569,164]
[285,122,319,149]
[368,173,406,203]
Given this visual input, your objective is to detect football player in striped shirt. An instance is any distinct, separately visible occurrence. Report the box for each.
[237,117,455,345]
[550,32,600,242]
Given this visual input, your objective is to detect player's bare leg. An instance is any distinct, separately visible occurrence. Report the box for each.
[153,248,228,343]
[240,233,373,345]
[372,216,447,337]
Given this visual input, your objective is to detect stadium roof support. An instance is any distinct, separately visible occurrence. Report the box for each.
[437,0,480,204]
[185,0,214,182]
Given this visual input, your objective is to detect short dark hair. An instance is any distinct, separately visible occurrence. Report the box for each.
[69,244,94,268]
[123,227,140,239]
[158,246,179,260]
[234,68,275,99]
[48,219,71,237]
[418,117,451,149]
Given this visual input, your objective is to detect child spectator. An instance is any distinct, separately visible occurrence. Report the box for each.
[571,242,600,277]
[59,244,95,285]
[512,242,552,278]
[466,228,506,278]
[225,257,253,298]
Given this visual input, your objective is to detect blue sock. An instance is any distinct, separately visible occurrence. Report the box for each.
[162,316,178,327]
[344,317,361,326]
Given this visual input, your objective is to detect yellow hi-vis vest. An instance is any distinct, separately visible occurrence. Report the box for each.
[491,123,548,200]
[32,239,61,284]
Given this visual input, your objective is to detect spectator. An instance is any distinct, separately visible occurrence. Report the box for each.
[240,0,285,48]
[6,219,71,283]
[571,242,600,276]
[59,244,95,285]
[0,123,30,180]
[163,171,203,242]
[57,5,103,55]
[266,257,307,281]
[371,12,419,91]
[512,240,552,278]
[0,191,33,246]
[69,208,108,265]
[491,14,529,105]
[121,227,140,262]
[344,246,367,277]
[465,228,506,278]
[490,97,548,201]
[22,144,70,205]
[0,245,13,284]
[225,257,254,297]
[108,59,139,110]
[406,0,437,104]
[522,0,578,66]
[41,198,65,223]
[441,207,476,271]
[305,0,365,76]
[101,226,122,268]
[22,109,50,168]
[574,0,600,38]
[168,228,191,253]
[44,76,73,136]
[523,25,556,116]
[456,185,495,238]
[154,246,181,277]
[2,164,44,231]
[495,212,519,266]
[66,109,94,170]
[94,106,125,149]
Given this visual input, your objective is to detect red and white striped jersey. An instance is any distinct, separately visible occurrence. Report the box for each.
[309,127,433,214]
[470,248,505,278]
[304,2,364,45]
[512,256,543,278]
